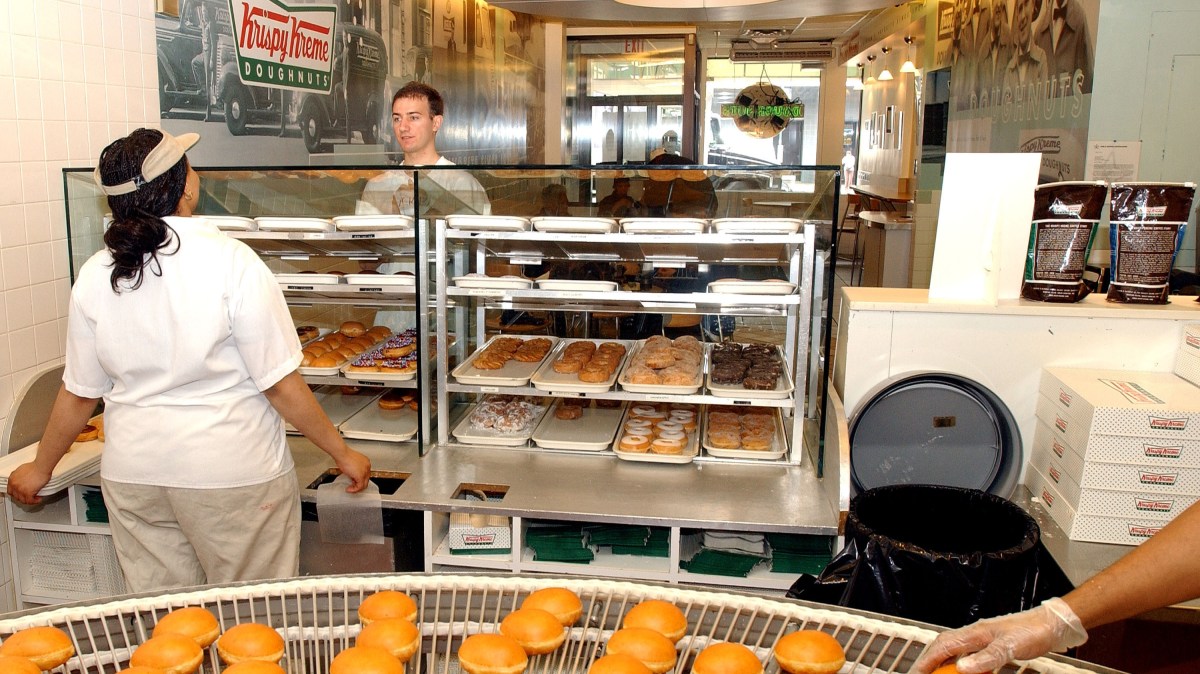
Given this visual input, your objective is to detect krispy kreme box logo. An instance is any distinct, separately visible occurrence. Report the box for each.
[1144,443,1183,459]
[1051,439,1066,458]
[1049,203,1085,217]
[1040,488,1055,507]
[1149,416,1188,432]
[1048,465,1062,482]
[1139,471,1178,486]
[1100,378,1166,405]
[1186,333,1200,351]
[1054,415,1069,433]
[1128,524,1162,538]
[228,0,335,93]
[1057,389,1073,406]
[462,533,497,545]
[1135,497,1174,513]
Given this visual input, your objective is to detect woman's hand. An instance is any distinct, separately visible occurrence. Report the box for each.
[6,462,53,505]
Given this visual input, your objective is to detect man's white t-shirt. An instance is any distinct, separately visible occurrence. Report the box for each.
[358,156,491,216]
[66,216,300,488]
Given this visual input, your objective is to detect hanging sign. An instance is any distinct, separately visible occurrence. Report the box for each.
[228,0,337,93]
[721,83,803,139]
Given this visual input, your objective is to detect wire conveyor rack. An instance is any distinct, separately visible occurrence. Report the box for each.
[0,574,1120,674]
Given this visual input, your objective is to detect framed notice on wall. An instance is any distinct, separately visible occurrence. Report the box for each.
[1085,141,1141,182]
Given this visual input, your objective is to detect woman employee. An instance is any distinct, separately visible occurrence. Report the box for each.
[5,128,371,592]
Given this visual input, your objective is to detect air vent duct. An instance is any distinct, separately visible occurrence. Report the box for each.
[729,39,835,64]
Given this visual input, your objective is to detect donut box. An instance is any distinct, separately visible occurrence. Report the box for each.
[1027,465,1175,546]
[1039,367,1200,441]
[1175,324,1200,388]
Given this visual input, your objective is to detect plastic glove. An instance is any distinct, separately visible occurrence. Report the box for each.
[910,598,1088,674]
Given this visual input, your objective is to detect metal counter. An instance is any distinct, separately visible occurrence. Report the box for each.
[290,437,840,534]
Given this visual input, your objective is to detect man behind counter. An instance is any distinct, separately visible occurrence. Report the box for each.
[359,81,491,217]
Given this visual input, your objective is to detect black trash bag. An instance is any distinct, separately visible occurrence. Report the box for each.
[788,484,1040,628]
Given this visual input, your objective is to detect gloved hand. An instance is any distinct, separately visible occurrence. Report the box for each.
[910,598,1088,674]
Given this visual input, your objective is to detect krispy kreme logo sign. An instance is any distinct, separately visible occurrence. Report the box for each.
[462,534,497,545]
[1149,416,1188,431]
[1144,443,1183,459]
[228,0,335,93]
[1128,525,1161,538]
[1051,440,1066,458]
[1058,389,1072,406]
[1100,379,1166,405]
[1135,497,1174,513]
[1139,471,1178,485]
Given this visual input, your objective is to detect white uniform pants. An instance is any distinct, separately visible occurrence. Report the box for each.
[101,471,301,592]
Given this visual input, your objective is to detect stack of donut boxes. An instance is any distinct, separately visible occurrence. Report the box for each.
[1026,323,1200,545]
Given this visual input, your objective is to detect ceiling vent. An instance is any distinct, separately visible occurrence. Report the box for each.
[729,38,835,64]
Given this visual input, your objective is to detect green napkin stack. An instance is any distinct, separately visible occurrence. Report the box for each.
[585,524,669,557]
[680,549,765,577]
[766,534,833,574]
[678,531,769,577]
[82,489,109,524]
[526,523,595,563]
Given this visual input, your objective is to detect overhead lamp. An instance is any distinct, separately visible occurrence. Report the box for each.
[878,68,894,81]
[880,46,892,54]
[900,60,918,73]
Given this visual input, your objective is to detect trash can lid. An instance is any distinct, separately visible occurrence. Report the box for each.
[850,374,1020,495]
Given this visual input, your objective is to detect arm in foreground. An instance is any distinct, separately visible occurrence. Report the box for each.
[263,371,372,492]
[912,501,1200,673]
[6,384,100,505]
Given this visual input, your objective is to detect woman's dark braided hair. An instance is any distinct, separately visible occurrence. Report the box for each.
[98,128,185,292]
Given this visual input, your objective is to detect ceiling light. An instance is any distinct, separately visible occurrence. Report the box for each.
[616,0,774,6]
[900,60,918,73]
[880,46,891,54]
[878,68,893,81]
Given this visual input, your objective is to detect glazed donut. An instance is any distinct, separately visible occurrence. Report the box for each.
[650,438,684,455]
[499,608,567,655]
[330,646,404,674]
[339,321,367,337]
[772,631,845,674]
[693,643,763,674]
[619,434,651,453]
[654,421,683,435]
[153,606,221,648]
[520,587,583,626]
[76,424,99,442]
[0,626,75,670]
[130,634,204,674]
[624,420,653,435]
[378,390,409,410]
[355,618,420,663]
[622,600,688,643]
[457,634,528,674]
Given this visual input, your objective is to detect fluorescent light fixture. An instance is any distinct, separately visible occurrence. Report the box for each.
[900,60,918,73]
[878,68,894,81]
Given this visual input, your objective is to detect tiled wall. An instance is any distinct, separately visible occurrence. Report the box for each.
[0,0,158,613]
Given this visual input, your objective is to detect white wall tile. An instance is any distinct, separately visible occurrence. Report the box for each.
[0,322,8,362]
[17,119,46,161]
[37,37,64,81]
[44,120,69,163]
[48,205,67,244]
[0,377,12,430]
[5,285,33,332]
[57,1,83,46]
[20,158,50,203]
[101,9,123,50]
[0,75,15,120]
[34,320,62,363]
[80,4,103,47]
[13,76,42,121]
[60,41,84,87]
[0,204,25,248]
[35,0,61,41]
[1,247,30,289]
[10,35,38,79]
[8,325,35,371]
[0,119,18,164]
[54,277,69,315]
[27,204,53,247]
[28,243,54,285]
[52,239,69,280]
[8,3,36,38]
[103,46,126,88]
[41,80,66,123]
[30,281,56,324]
[84,82,107,121]
[83,44,106,86]
[65,120,89,160]
[0,163,23,207]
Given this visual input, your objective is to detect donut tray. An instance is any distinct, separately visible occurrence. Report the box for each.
[0,574,1112,674]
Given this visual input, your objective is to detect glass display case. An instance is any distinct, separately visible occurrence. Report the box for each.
[62,163,841,468]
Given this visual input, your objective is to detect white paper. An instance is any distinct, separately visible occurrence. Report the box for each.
[316,474,385,544]
[929,153,1041,304]
[1085,141,1141,182]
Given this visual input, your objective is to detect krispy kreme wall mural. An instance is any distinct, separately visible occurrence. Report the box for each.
[939,0,1099,183]
[156,0,546,167]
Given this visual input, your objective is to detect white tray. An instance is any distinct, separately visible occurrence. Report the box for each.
[707,280,796,295]
[341,364,417,382]
[711,217,802,234]
[277,273,343,287]
[0,417,106,496]
[206,215,257,231]
[341,403,419,442]
[452,402,549,446]
[451,336,558,386]
[620,218,707,234]
[529,339,632,393]
[531,401,626,451]
[703,409,788,460]
[287,386,379,434]
[616,341,705,395]
[445,215,530,231]
[332,215,413,231]
[536,279,618,292]
[255,217,335,232]
[531,216,617,233]
[612,406,699,464]
[706,344,793,399]
[453,275,533,290]
[344,273,416,286]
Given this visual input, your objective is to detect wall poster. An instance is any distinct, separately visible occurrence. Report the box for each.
[942,0,1100,183]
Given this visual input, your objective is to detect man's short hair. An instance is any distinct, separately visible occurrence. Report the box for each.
[393,81,445,117]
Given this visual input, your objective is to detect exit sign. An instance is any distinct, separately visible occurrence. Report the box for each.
[625,38,643,52]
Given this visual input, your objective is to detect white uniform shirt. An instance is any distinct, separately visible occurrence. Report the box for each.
[358,156,492,216]
[65,216,300,488]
